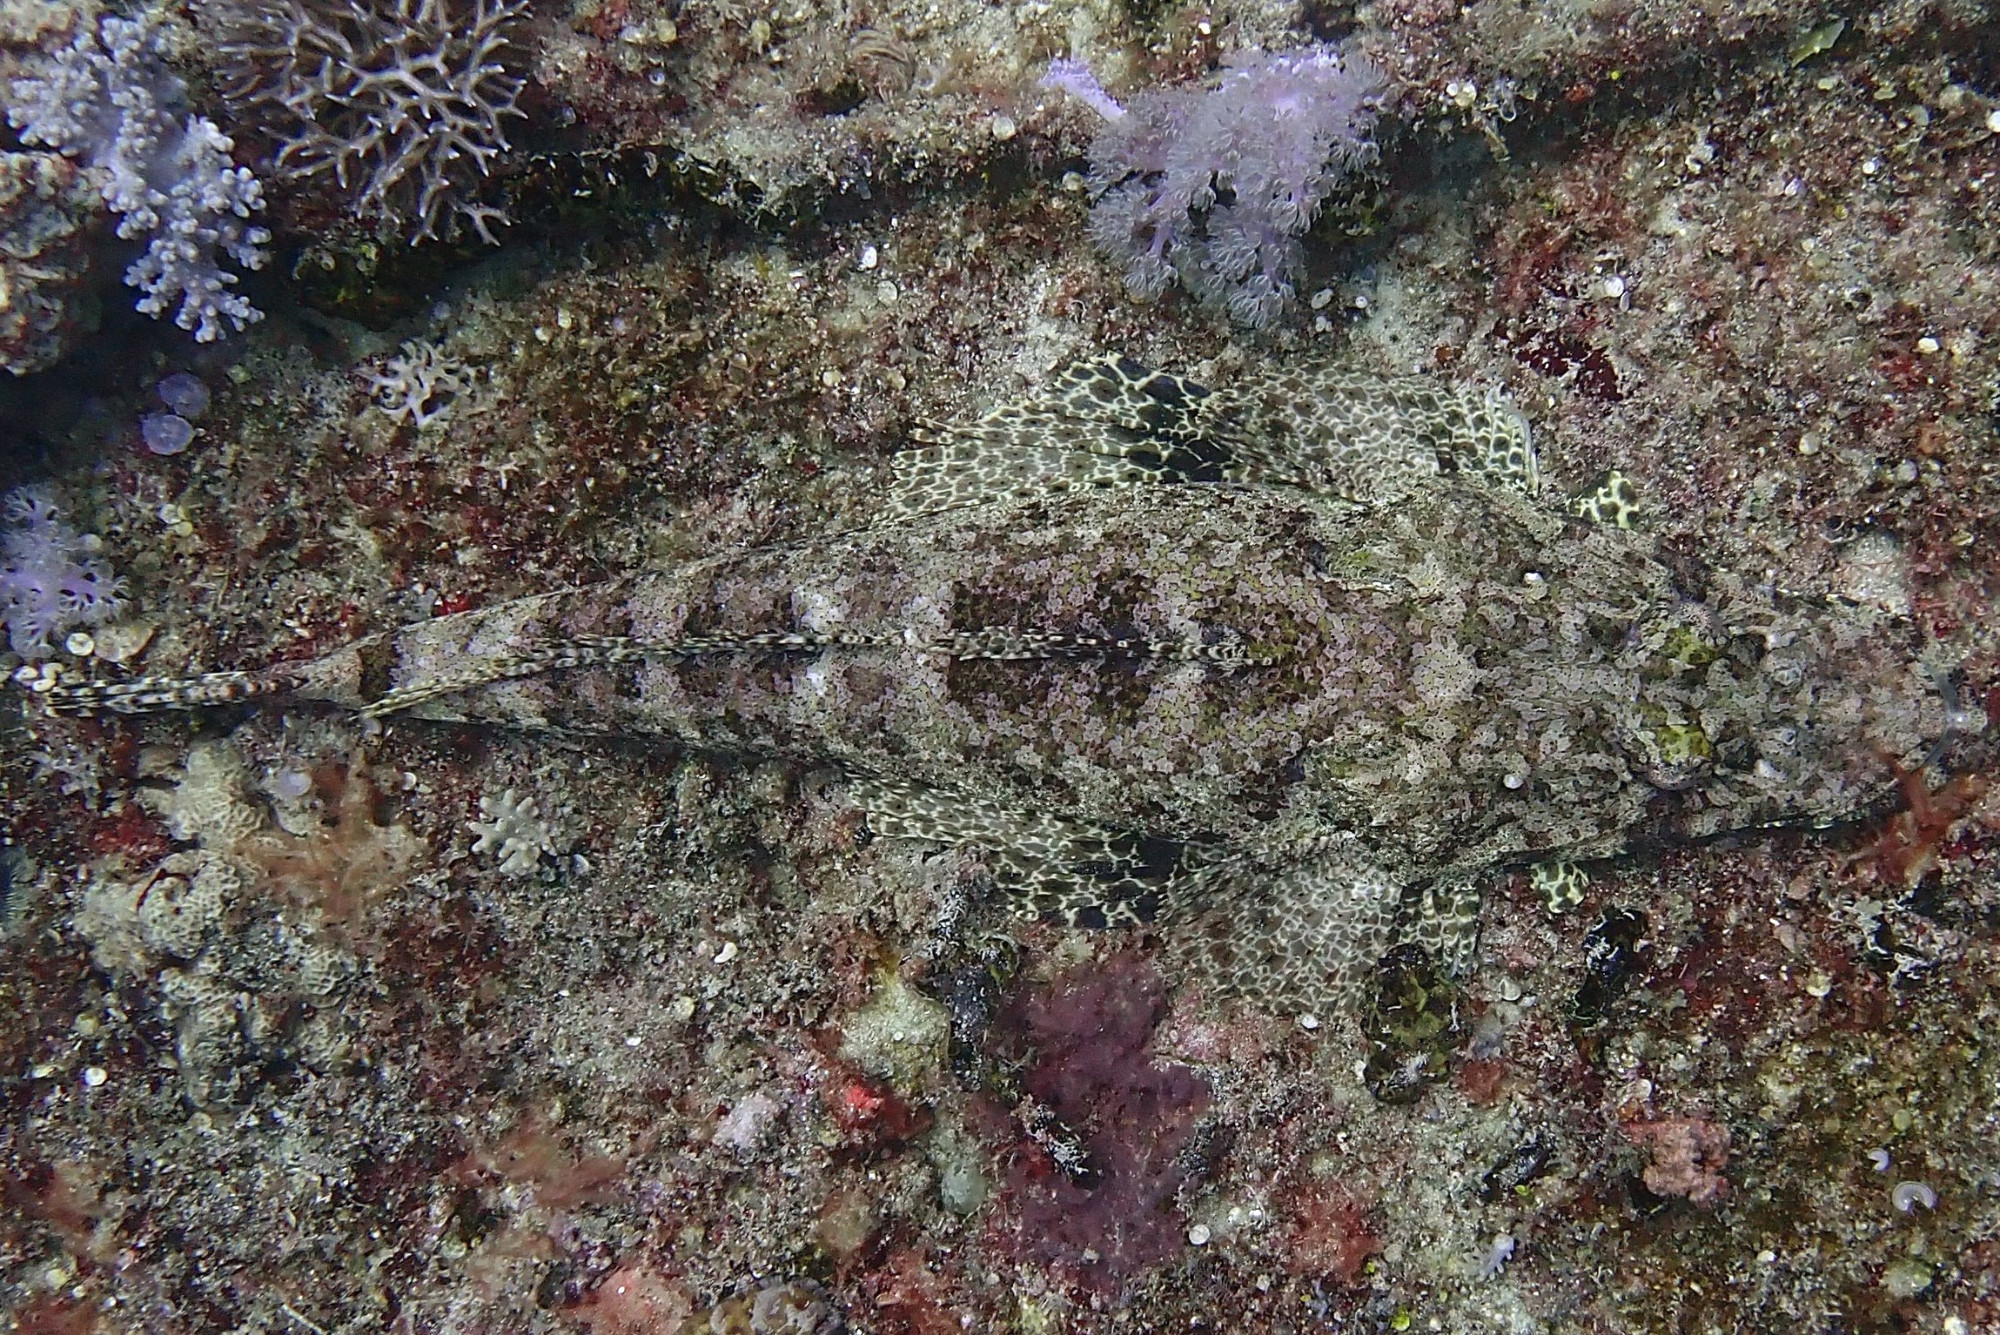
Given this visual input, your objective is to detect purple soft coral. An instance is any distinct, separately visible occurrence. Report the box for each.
[0,487,126,657]
[1051,46,1384,327]
[8,15,269,342]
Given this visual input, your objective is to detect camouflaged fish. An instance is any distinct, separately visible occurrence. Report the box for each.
[25,357,1966,1011]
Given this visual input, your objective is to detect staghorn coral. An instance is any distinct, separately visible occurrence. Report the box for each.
[75,846,362,1105]
[66,741,400,1103]
[572,1261,695,1334]
[202,0,531,244]
[241,761,429,931]
[674,1278,845,1335]
[456,1112,627,1211]
[1277,1181,1382,1286]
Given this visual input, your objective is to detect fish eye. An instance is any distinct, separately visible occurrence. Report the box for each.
[1614,705,1715,790]
[1764,655,1806,689]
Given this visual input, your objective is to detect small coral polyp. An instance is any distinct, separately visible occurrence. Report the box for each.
[0,487,125,658]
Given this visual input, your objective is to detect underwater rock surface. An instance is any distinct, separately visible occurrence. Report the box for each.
[2,1,1999,1333]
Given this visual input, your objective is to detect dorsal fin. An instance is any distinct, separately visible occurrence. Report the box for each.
[888,356,1540,518]
[890,356,1223,517]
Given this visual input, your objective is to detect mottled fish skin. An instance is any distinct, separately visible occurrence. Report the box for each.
[29,359,1956,1010]
[257,481,1935,849]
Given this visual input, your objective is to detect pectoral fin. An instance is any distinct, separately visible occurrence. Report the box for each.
[1167,850,1406,1012]
[849,775,1217,928]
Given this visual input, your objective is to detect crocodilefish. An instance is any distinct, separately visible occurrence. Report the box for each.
[26,357,1973,1012]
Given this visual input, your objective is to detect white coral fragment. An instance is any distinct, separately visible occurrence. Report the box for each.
[362,339,482,429]
[468,787,554,875]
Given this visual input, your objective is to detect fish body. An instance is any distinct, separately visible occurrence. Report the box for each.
[32,359,1952,1008]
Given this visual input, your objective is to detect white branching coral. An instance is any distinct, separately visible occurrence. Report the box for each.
[361,339,481,428]
[469,788,554,875]
[6,14,269,340]
[203,0,530,243]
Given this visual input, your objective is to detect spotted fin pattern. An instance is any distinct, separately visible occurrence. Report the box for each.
[1396,875,1485,978]
[1168,843,1408,1012]
[888,355,1540,518]
[26,665,307,716]
[856,773,1481,1011]
[850,776,1219,929]
[1571,469,1642,529]
[31,355,1562,1017]
[891,356,1228,515]
[1192,364,1541,498]
[1529,859,1591,913]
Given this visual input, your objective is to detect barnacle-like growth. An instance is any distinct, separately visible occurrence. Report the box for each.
[203,0,530,244]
